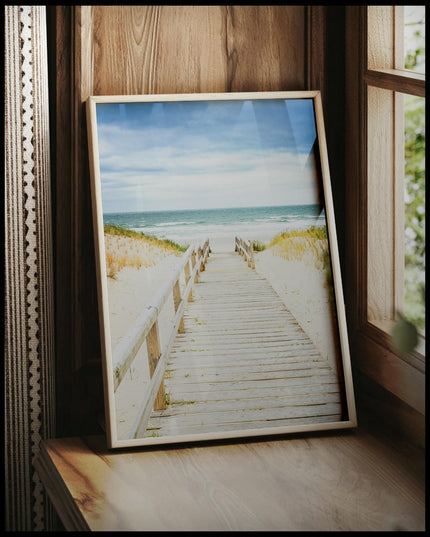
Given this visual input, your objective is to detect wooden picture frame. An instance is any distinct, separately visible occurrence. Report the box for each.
[86,91,357,449]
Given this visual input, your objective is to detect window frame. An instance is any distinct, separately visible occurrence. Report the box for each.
[345,6,425,415]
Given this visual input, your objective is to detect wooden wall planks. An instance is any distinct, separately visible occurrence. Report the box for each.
[49,5,334,437]
[87,6,306,96]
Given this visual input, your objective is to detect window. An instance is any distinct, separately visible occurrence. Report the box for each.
[345,6,425,416]
[366,6,425,357]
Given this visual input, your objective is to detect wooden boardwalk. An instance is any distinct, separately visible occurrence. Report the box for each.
[145,251,343,437]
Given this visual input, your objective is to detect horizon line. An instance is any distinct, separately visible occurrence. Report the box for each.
[103,202,322,216]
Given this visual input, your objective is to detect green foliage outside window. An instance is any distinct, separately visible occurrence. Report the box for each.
[404,94,425,332]
[403,14,425,333]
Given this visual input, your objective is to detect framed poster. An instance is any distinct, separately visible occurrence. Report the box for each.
[86,91,357,449]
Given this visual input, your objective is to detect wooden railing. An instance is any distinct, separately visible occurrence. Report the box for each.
[110,238,210,438]
[235,236,255,269]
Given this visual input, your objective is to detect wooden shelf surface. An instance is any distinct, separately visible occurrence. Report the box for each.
[35,429,425,531]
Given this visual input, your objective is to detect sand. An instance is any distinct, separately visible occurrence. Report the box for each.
[105,232,342,440]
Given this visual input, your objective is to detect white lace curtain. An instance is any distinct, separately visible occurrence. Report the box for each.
[4,5,55,531]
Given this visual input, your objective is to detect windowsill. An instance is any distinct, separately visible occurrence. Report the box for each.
[34,429,425,531]
[368,318,425,372]
[353,321,425,415]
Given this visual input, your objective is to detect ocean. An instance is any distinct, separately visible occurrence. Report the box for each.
[103,204,326,251]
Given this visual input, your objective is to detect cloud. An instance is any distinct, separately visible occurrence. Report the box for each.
[96,99,319,213]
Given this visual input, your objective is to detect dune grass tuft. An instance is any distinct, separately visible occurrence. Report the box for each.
[104,224,188,252]
[104,224,188,278]
[252,240,266,252]
[269,226,329,271]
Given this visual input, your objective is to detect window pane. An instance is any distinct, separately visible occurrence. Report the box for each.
[404,6,425,74]
[404,93,425,332]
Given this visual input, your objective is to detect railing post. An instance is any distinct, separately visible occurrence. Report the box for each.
[193,250,199,283]
[199,245,205,272]
[173,279,185,333]
[250,240,255,269]
[146,320,166,410]
[184,260,193,302]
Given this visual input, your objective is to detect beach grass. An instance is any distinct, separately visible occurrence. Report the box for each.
[252,240,266,252]
[269,226,329,271]
[104,224,188,278]
[104,224,188,252]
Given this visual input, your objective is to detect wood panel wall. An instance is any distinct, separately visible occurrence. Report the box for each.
[47,5,344,437]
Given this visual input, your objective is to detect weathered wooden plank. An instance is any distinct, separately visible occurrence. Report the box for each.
[196,280,277,286]
[183,303,287,311]
[195,278,278,285]
[188,300,285,306]
[165,362,333,380]
[184,309,294,317]
[170,347,320,359]
[182,315,301,325]
[147,410,344,436]
[185,322,300,330]
[170,343,319,357]
[181,322,306,332]
[153,392,342,417]
[163,367,337,385]
[166,354,326,371]
[176,322,298,333]
[162,376,340,393]
[185,301,289,309]
[172,341,316,353]
[183,312,291,321]
[195,290,278,297]
[144,413,343,437]
[175,326,306,336]
[172,333,313,345]
[182,318,300,327]
[196,275,271,281]
[162,379,341,402]
[168,352,322,366]
[176,325,298,336]
[180,325,303,334]
[191,277,285,286]
[194,284,281,292]
[146,402,343,429]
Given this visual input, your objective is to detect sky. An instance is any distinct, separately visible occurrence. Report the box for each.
[96,97,321,213]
